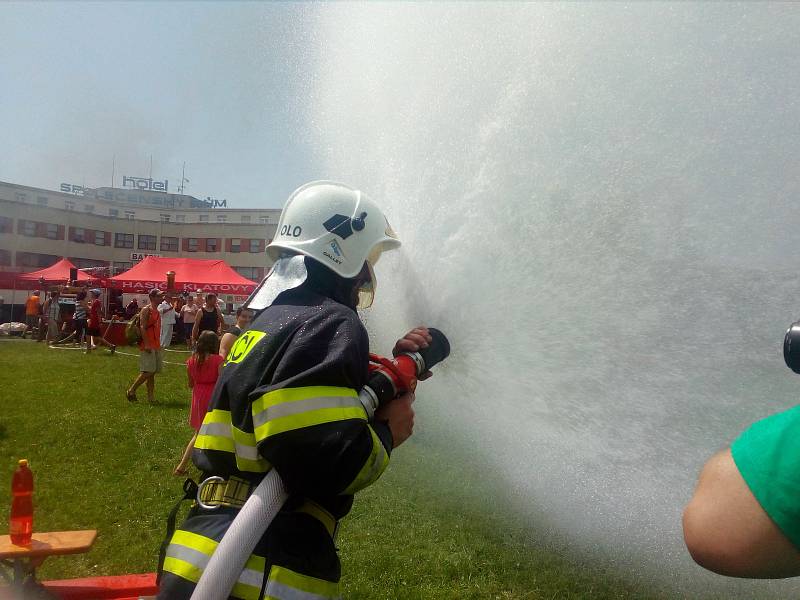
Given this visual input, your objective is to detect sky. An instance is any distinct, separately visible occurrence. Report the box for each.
[0,2,323,209]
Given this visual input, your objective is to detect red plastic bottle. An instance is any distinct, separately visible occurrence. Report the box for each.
[9,459,33,546]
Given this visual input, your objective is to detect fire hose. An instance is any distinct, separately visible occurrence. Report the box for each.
[190,328,450,600]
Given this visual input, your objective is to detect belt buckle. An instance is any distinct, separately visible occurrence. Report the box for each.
[196,475,226,510]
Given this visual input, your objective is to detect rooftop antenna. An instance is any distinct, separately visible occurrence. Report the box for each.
[149,155,153,180]
[111,154,116,188]
[178,162,189,194]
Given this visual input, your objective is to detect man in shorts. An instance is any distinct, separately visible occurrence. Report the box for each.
[24,290,41,337]
[683,405,800,577]
[43,290,61,344]
[126,288,163,403]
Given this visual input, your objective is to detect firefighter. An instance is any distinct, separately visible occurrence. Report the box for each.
[158,181,432,599]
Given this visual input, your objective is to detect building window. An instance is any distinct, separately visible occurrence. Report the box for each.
[17,252,59,268]
[0,249,10,266]
[216,214,227,223]
[234,266,260,280]
[241,215,251,223]
[176,214,185,223]
[206,238,218,252]
[187,238,199,252]
[21,220,36,237]
[115,233,134,249]
[138,234,157,251]
[124,211,135,220]
[259,216,269,225]
[108,208,119,218]
[0,216,12,233]
[230,238,241,253]
[37,196,48,206]
[46,223,59,239]
[16,193,26,202]
[115,261,133,272]
[161,214,171,223]
[71,258,107,269]
[199,215,209,223]
[160,236,179,252]
[84,204,94,213]
[73,228,86,243]
[94,231,106,246]
[249,239,261,253]
[65,201,75,211]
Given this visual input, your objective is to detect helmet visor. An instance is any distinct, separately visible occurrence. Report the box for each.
[357,260,377,309]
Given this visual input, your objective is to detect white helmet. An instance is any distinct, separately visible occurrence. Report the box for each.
[267,181,401,279]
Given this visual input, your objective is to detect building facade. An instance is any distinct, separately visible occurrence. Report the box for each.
[0,180,282,285]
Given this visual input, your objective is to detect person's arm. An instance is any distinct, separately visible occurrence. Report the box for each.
[683,449,800,578]
[216,309,223,335]
[140,306,153,351]
[251,310,398,497]
[187,363,195,389]
[191,317,200,342]
[219,332,235,359]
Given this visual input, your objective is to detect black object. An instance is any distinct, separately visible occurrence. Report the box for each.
[69,267,78,282]
[784,322,800,374]
[351,212,368,231]
[418,328,451,372]
[323,214,354,239]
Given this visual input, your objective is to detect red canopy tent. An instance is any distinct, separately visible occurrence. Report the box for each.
[16,258,94,283]
[109,256,257,295]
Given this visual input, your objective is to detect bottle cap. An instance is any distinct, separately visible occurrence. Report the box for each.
[18,459,28,467]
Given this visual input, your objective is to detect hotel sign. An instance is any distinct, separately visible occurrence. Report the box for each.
[83,187,229,209]
[122,176,168,192]
[60,183,86,195]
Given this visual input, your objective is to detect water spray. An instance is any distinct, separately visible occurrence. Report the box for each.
[190,328,451,600]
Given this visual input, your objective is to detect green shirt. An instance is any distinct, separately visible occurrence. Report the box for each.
[732,404,800,549]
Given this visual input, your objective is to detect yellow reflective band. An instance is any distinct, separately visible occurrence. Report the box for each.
[195,409,235,454]
[255,406,366,442]
[232,425,271,473]
[226,329,267,364]
[253,386,358,411]
[171,530,218,556]
[202,408,233,426]
[342,426,389,495]
[165,530,268,599]
[252,386,363,442]
[231,580,263,600]
[266,565,340,599]
[245,553,267,573]
[195,432,235,454]
[162,556,202,584]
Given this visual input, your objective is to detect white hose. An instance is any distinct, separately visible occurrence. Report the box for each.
[190,469,289,600]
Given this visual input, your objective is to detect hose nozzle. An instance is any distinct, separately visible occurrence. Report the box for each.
[360,328,451,415]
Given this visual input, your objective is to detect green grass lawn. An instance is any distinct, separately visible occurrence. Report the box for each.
[0,339,661,599]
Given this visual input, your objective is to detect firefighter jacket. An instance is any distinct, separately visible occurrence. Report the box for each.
[158,284,393,600]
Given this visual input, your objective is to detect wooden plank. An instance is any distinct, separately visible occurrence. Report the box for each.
[0,530,97,559]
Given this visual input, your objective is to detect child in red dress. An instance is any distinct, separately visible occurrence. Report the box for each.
[174,330,224,475]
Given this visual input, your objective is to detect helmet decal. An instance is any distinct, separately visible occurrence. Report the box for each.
[323,214,355,239]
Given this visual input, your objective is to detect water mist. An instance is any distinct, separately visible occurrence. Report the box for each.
[298,3,800,596]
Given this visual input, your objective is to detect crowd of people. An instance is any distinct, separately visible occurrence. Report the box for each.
[118,287,254,476]
[20,287,118,351]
